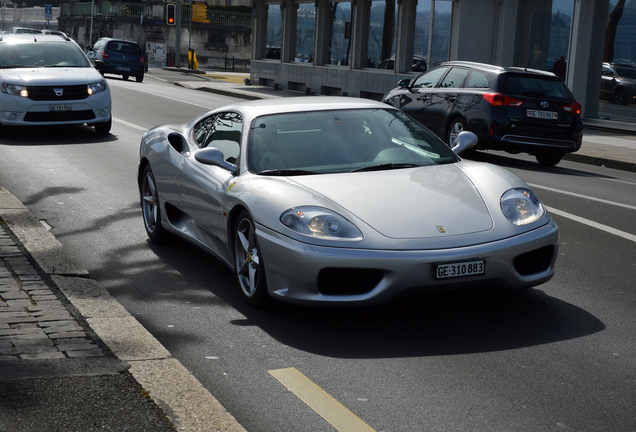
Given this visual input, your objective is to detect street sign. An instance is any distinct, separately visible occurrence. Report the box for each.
[45,4,53,21]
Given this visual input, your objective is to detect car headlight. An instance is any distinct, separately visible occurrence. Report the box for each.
[1,83,28,97]
[87,80,108,95]
[501,188,545,225]
[280,206,363,241]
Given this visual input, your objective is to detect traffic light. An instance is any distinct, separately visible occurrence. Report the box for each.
[166,3,176,25]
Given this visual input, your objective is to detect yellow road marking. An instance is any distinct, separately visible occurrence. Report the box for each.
[205,75,246,84]
[269,367,376,432]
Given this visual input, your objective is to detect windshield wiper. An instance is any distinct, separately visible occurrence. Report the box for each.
[258,169,320,176]
[351,163,422,173]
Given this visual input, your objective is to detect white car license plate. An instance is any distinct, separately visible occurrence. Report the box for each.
[116,66,131,71]
[526,109,558,120]
[436,260,485,279]
[49,104,72,112]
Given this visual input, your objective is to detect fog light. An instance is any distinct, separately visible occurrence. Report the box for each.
[9,113,18,120]
[99,110,107,117]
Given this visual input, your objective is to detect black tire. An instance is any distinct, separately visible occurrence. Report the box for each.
[122,74,129,81]
[94,117,112,135]
[613,87,627,105]
[447,118,467,148]
[136,73,144,83]
[233,211,270,307]
[141,165,172,242]
[536,152,564,166]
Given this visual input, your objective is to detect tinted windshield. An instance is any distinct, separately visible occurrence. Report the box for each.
[615,67,636,79]
[249,108,458,174]
[0,42,91,68]
[500,74,571,99]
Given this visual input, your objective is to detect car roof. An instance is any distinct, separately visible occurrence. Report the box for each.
[101,37,140,44]
[204,96,394,122]
[0,33,73,43]
[440,60,556,77]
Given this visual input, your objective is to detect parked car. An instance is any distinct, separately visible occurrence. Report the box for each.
[87,38,145,82]
[377,55,427,72]
[600,62,636,105]
[265,46,281,60]
[382,61,583,166]
[138,96,558,307]
[0,33,112,134]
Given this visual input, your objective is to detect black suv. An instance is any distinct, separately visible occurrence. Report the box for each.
[87,38,145,82]
[382,61,583,166]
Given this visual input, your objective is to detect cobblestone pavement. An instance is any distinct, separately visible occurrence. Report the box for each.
[0,220,104,360]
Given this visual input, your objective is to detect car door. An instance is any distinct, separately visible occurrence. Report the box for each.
[425,67,470,137]
[178,112,243,261]
[397,66,450,128]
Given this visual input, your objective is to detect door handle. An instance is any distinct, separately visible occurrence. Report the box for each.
[417,95,429,101]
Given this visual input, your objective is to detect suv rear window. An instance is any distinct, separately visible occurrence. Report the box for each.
[106,41,141,54]
[500,74,570,99]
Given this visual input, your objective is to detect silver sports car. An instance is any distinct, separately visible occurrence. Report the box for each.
[138,97,558,306]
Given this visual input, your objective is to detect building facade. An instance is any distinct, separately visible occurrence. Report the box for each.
[250,0,636,129]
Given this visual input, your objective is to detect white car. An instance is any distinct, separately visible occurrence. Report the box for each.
[0,33,111,134]
[138,97,559,307]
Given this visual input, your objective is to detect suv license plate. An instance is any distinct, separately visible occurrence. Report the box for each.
[116,66,131,71]
[436,260,485,279]
[49,104,72,112]
[527,109,558,120]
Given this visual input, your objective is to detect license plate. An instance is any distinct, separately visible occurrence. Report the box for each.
[116,66,131,71]
[526,109,558,120]
[49,104,72,112]
[435,260,485,279]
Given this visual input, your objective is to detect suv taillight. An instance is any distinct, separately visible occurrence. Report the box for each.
[139,56,145,64]
[102,51,109,59]
[483,93,524,107]
[562,102,581,114]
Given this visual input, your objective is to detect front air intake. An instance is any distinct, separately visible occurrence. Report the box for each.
[513,245,555,276]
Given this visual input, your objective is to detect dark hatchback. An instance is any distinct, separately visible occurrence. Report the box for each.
[87,38,145,83]
[382,61,583,166]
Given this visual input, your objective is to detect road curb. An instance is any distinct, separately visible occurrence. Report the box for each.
[0,185,247,432]
[562,152,636,173]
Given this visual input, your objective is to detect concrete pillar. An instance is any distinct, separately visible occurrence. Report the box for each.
[252,1,267,59]
[350,0,369,69]
[394,0,416,73]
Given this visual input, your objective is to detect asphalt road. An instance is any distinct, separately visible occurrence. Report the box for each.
[1,70,635,432]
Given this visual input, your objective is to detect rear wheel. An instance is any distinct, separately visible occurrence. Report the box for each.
[141,165,171,242]
[536,152,564,166]
[136,73,144,83]
[234,211,270,307]
[122,74,129,81]
[447,118,467,148]
[613,87,627,105]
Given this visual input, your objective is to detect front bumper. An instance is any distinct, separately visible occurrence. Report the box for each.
[256,219,559,306]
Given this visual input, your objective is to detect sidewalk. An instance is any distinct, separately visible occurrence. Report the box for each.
[0,187,247,431]
[174,67,636,173]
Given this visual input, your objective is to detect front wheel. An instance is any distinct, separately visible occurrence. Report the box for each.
[613,87,627,105]
[447,118,467,148]
[94,117,111,135]
[141,165,171,242]
[536,152,564,166]
[234,211,270,307]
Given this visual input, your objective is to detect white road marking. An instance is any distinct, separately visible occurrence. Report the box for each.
[546,206,636,243]
[113,117,148,131]
[529,183,636,211]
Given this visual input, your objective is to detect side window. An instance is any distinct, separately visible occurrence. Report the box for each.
[412,67,449,89]
[440,67,469,89]
[466,71,490,89]
[602,67,614,77]
[195,112,243,164]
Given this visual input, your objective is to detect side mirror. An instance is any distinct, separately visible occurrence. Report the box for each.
[195,147,238,175]
[94,60,106,70]
[397,78,411,89]
[451,131,479,154]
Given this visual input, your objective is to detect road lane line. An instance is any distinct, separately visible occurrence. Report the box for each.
[113,117,148,131]
[546,206,636,243]
[529,183,636,211]
[269,368,376,432]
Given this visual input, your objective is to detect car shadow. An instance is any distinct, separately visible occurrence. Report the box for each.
[0,124,117,145]
[141,236,604,360]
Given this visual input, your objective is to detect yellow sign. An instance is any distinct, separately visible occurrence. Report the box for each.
[193,2,210,23]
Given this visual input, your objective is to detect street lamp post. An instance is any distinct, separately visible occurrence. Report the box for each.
[89,0,94,47]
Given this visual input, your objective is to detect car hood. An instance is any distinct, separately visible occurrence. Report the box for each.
[0,67,103,85]
[290,164,493,239]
